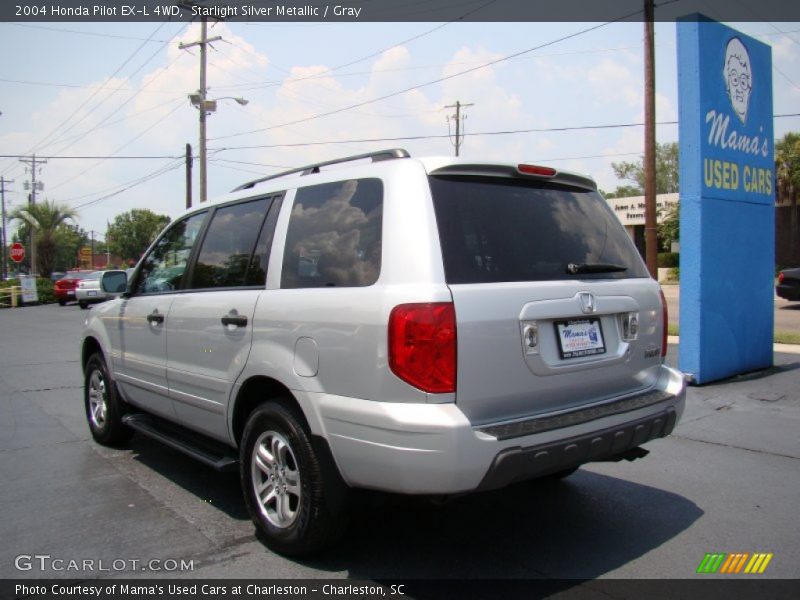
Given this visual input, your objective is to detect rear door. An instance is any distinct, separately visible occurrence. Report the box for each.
[165,195,282,441]
[429,171,664,426]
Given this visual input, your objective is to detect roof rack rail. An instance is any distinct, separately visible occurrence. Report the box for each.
[233,148,411,192]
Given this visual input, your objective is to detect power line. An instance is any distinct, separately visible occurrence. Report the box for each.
[0,22,173,178]
[69,159,185,210]
[0,77,186,95]
[0,154,182,160]
[211,17,641,142]
[3,23,170,42]
[48,101,187,192]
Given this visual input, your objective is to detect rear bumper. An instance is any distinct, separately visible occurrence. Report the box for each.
[477,406,676,491]
[776,284,800,301]
[75,289,105,303]
[305,364,686,494]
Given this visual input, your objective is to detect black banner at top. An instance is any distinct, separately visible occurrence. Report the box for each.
[3,0,800,23]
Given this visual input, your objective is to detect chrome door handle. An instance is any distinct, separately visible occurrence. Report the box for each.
[221,315,248,327]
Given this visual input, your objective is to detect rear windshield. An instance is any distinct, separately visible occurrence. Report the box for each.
[429,176,649,284]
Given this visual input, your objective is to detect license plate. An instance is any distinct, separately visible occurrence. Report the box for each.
[87,291,97,296]
[555,318,606,359]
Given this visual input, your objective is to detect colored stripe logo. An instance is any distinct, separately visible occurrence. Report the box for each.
[697,552,773,574]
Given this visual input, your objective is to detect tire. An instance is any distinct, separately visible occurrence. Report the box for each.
[58,298,66,306]
[79,301,88,310]
[240,402,346,556]
[84,352,132,446]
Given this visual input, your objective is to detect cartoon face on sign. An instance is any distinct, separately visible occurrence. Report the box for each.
[723,37,752,124]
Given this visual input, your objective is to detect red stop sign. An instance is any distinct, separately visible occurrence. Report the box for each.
[10,242,25,263]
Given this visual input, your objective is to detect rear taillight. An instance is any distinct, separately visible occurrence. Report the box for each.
[659,288,668,358]
[778,272,785,284]
[388,302,456,394]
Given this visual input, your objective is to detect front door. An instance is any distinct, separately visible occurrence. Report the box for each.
[112,211,208,419]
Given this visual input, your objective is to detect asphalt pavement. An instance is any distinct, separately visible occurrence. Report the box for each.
[0,304,798,587]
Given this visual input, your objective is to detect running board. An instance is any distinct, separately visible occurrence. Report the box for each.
[122,413,239,472]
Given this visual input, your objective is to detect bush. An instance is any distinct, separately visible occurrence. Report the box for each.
[658,252,680,268]
[36,278,55,304]
[0,277,55,305]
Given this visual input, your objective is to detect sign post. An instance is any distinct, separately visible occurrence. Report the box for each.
[19,275,38,304]
[677,15,775,384]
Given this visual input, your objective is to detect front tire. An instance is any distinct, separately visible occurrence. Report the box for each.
[58,298,66,306]
[84,352,132,446]
[79,301,88,309]
[240,402,345,556]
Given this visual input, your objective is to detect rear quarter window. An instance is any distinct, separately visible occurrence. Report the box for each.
[429,176,649,284]
[281,178,383,289]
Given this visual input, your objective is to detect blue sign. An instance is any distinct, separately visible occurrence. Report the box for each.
[677,16,775,384]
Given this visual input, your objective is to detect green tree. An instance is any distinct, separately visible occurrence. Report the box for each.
[609,142,680,197]
[11,200,78,278]
[657,201,680,251]
[107,209,170,262]
[53,223,89,271]
[776,132,800,265]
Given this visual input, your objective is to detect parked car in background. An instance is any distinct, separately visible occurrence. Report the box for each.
[50,271,66,282]
[76,270,129,309]
[776,267,800,301]
[54,270,93,306]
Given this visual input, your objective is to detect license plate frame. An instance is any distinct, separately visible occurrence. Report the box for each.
[555,318,606,359]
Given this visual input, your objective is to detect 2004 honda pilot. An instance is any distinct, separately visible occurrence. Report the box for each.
[81,149,685,555]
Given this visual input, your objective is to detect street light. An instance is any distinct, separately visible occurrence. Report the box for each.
[188,93,249,203]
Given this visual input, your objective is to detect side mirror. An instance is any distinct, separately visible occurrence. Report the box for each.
[101,270,128,295]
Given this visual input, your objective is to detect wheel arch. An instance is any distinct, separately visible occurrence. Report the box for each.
[230,376,313,447]
[81,336,104,372]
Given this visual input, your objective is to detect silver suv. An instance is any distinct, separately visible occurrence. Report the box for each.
[82,149,685,555]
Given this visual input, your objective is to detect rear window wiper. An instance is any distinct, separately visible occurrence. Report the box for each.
[566,262,628,274]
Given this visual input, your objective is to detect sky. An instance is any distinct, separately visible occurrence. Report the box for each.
[0,17,798,241]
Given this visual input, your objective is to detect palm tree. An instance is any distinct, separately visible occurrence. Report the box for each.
[11,200,78,278]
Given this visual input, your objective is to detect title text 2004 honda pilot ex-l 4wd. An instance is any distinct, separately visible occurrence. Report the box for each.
[82,149,685,555]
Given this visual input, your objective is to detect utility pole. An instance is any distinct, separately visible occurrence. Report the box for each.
[445,100,474,157]
[643,0,658,278]
[106,221,111,267]
[180,18,222,203]
[185,143,193,209]
[19,154,46,275]
[0,177,12,280]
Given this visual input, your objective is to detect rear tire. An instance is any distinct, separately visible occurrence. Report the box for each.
[79,301,88,309]
[58,298,66,306]
[84,352,132,446]
[240,402,346,556]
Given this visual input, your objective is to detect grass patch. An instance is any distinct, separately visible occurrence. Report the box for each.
[667,324,800,345]
[775,331,800,345]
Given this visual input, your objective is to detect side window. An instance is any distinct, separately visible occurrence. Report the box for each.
[245,196,283,286]
[189,198,271,289]
[133,212,207,295]
[281,178,382,289]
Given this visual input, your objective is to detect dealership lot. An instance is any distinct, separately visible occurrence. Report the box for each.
[1,304,799,581]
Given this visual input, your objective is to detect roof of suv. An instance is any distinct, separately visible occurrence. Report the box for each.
[230,149,598,197]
